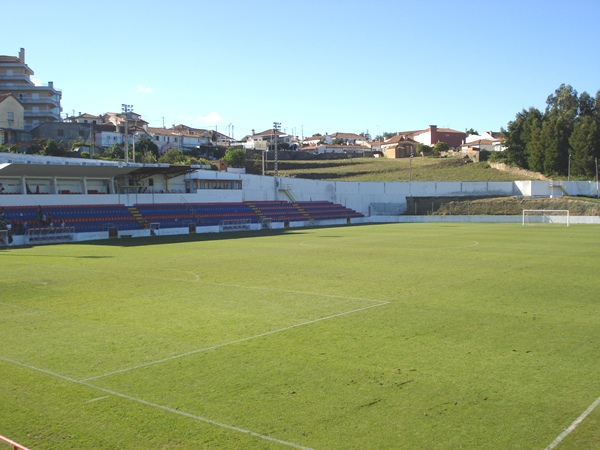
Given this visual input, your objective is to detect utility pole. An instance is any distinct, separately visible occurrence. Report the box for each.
[595,157,600,198]
[122,104,133,163]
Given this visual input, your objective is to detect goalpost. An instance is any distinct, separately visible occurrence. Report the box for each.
[522,209,570,226]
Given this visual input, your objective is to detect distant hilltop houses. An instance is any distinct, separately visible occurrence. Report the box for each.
[0,48,505,158]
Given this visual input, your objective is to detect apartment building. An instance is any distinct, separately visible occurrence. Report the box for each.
[0,48,62,131]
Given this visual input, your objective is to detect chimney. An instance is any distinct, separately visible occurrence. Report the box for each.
[429,125,438,144]
[251,129,255,135]
[19,48,25,63]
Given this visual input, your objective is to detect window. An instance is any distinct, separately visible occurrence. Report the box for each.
[57,129,64,137]
[7,112,14,121]
[148,178,154,187]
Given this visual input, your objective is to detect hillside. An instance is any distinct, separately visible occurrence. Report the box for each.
[268,157,541,182]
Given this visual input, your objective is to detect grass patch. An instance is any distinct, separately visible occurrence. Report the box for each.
[1,224,599,449]
[269,158,541,182]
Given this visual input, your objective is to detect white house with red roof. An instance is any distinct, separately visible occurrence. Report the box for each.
[401,125,466,148]
[243,129,291,150]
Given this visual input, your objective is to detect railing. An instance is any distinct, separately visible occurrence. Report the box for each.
[180,196,203,223]
[24,110,61,119]
[18,97,59,104]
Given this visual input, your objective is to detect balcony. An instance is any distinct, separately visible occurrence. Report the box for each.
[18,97,60,105]
[24,110,61,120]
[0,84,62,95]
[0,73,31,82]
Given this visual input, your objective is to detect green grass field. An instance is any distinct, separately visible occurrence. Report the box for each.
[1,223,599,449]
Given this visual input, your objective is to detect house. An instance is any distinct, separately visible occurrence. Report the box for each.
[461,131,505,152]
[301,143,370,155]
[302,134,325,146]
[302,132,366,147]
[0,93,26,146]
[401,125,466,148]
[243,129,291,151]
[0,48,62,130]
[381,134,418,158]
[103,111,148,131]
[147,125,216,155]
[330,132,367,145]
[64,112,103,125]
[31,122,93,145]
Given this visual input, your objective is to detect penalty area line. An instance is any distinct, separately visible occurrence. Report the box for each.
[544,395,600,450]
[0,355,315,450]
[81,301,389,382]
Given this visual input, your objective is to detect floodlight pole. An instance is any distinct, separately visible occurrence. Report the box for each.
[568,153,571,181]
[595,157,600,198]
[273,121,281,200]
[122,104,133,163]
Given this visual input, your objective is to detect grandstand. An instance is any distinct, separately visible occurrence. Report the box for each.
[0,153,367,246]
[2,151,600,247]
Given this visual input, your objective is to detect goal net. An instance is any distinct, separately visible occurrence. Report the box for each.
[522,209,570,226]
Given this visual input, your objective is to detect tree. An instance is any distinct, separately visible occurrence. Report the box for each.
[433,141,449,154]
[41,139,68,157]
[503,84,599,178]
[526,117,544,172]
[102,143,124,160]
[570,116,600,178]
[465,128,479,136]
[158,148,189,165]
[222,148,246,168]
[415,143,431,155]
[503,107,543,169]
[134,137,160,162]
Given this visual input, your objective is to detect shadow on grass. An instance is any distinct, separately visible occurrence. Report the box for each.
[3,223,387,251]
[81,222,385,248]
[82,228,305,248]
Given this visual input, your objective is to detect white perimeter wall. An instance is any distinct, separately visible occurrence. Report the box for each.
[2,168,599,213]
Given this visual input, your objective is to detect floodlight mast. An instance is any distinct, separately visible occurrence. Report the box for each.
[122,104,133,163]
[273,121,281,200]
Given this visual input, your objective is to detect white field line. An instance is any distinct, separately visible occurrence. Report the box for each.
[544,395,600,450]
[0,356,314,450]
[81,300,389,382]
[201,280,389,304]
[0,311,43,320]
[299,239,479,250]
[0,301,43,312]
[0,302,43,320]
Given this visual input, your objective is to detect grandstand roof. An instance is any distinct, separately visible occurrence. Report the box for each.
[0,154,195,179]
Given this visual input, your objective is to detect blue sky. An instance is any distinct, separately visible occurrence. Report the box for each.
[4,0,600,140]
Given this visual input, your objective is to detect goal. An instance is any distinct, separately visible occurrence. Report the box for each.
[522,209,570,226]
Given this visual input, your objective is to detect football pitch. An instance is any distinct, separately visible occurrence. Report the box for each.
[1,223,599,449]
